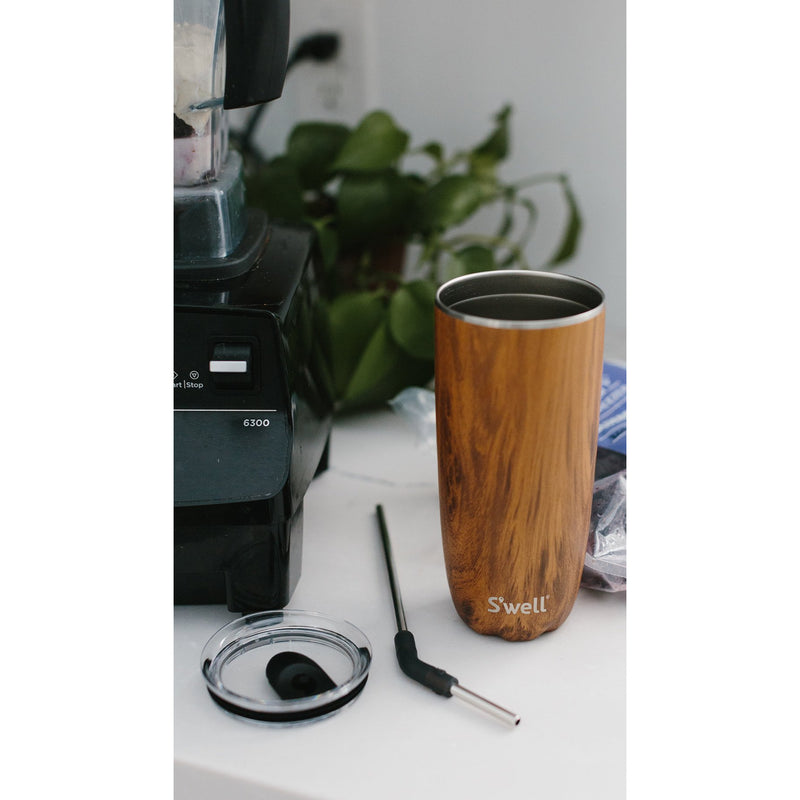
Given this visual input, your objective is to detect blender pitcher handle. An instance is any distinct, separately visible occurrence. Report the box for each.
[223,0,291,109]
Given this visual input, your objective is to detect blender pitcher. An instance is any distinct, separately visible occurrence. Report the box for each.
[174,0,289,186]
[173,0,290,261]
[173,0,228,186]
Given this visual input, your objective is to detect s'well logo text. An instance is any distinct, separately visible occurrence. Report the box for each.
[488,595,550,614]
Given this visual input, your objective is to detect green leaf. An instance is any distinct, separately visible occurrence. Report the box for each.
[418,141,445,165]
[468,153,498,181]
[544,176,582,267]
[309,219,339,270]
[443,245,496,281]
[340,321,433,412]
[286,122,351,189]
[336,171,414,247]
[388,280,436,360]
[330,111,410,173]
[415,175,489,232]
[245,156,305,221]
[471,105,512,164]
[326,291,387,397]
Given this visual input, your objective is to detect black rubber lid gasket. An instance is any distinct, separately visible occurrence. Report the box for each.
[206,676,368,723]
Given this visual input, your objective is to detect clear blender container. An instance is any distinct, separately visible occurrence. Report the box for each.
[174,0,290,261]
[174,0,243,260]
[174,0,228,186]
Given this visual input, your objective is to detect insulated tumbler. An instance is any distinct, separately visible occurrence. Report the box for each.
[434,270,605,641]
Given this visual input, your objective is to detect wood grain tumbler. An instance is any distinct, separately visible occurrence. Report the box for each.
[435,270,605,641]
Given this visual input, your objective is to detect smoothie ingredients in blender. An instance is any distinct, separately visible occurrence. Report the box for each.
[174,21,225,185]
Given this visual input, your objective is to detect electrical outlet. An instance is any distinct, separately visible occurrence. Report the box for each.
[286,0,375,123]
[238,0,375,159]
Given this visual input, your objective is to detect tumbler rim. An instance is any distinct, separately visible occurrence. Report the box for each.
[435,269,605,330]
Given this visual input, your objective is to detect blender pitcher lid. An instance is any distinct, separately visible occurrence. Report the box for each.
[201,610,372,724]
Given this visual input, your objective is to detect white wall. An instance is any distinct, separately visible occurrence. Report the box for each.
[246,0,625,356]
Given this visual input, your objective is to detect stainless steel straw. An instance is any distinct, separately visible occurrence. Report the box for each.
[375,505,520,728]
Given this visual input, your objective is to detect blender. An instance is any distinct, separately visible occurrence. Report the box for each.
[173,0,334,613]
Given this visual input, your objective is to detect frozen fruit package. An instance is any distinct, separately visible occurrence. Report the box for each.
[582,470,627,592]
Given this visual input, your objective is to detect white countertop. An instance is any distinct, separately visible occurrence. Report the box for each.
[174,409,626,800]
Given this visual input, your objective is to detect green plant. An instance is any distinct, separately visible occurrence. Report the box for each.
[243,105,581,412]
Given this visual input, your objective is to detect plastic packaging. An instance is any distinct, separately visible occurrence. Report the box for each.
[389,387,437,446]
[582,470,626,592]
[389,386,626,592]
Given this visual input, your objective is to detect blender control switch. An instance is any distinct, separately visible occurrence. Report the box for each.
[209,343,253,388]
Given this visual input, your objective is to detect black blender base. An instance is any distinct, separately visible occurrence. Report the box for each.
[174,497,303,613]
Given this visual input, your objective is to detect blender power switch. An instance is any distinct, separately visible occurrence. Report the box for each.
[209,343,253,388]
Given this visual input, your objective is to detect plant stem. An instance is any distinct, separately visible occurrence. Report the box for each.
[439,233,529,270]
[430,150,470,180]
[509,172,565,191]
[513,196,539,252]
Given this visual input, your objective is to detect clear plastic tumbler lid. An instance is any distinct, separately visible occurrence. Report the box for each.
[201,610,372,725]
